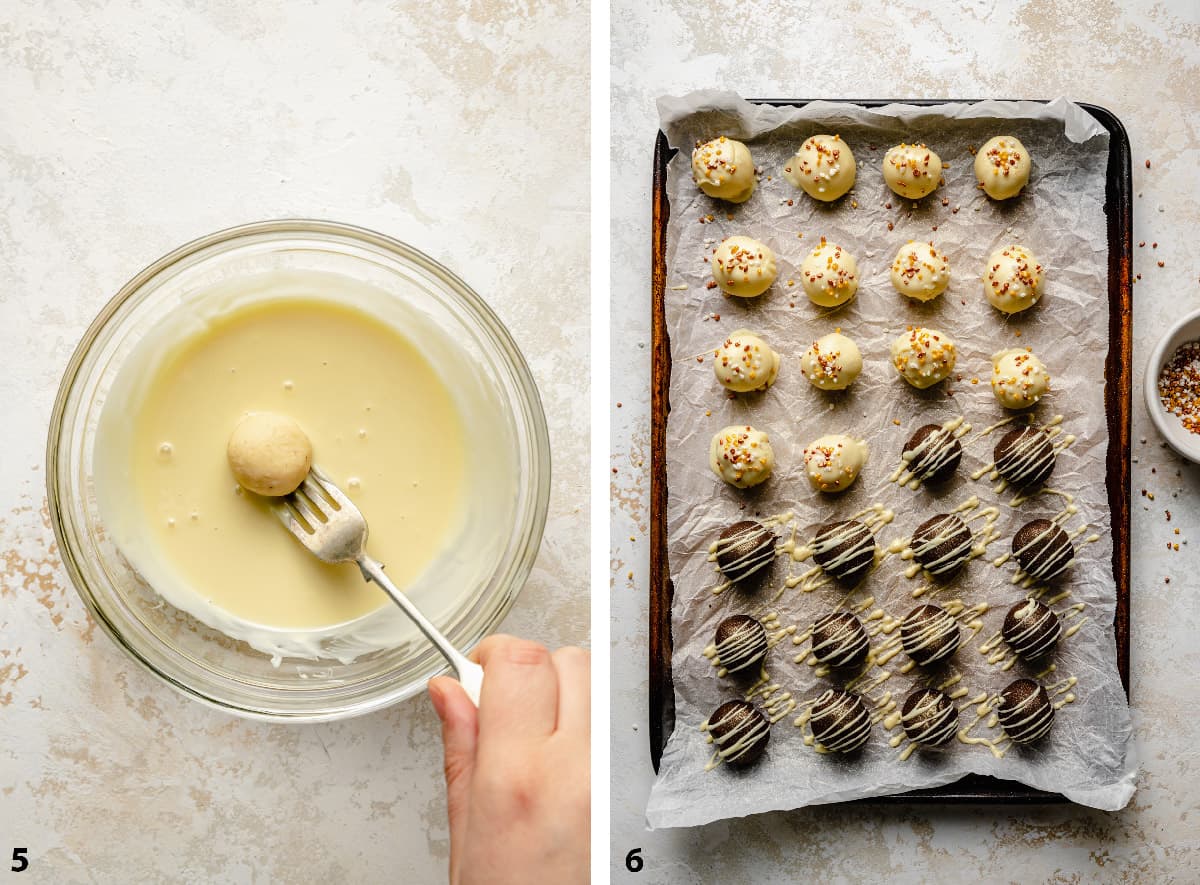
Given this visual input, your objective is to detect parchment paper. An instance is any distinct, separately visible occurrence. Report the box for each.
[646,93,1136,829]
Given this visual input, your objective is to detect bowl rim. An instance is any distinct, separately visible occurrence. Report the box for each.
[45,218,552,721]
[1143,306,1200,464]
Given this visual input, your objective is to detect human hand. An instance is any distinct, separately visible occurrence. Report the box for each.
[428,635,590,885]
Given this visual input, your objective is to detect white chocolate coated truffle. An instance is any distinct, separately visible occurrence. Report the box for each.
[800,332,862,391]
[712,236,777,298]
[883,143,943,199]
[891,327,957,389]
[227,412,312,497]
[784,134,856,201]
[713,329,780,393]
[800,238,859,307]
[891,241,950,302]
[975,136,1031,200]
[984,245,1044,314]
[803,434,868,493]
[710,425,774,489]
[691,137,755,203]
[991,348,1051,409]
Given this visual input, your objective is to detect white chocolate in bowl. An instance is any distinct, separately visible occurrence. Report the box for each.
[94,270,518,665]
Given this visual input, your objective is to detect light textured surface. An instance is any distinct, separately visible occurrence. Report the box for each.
[0,1,588,882]
[611,0,1200,880]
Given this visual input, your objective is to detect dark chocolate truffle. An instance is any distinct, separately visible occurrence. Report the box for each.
[1013,519,1075,581]
[714,615,769,673]
[707,699,771,766]
[812,519,878,585]
[715,520,777,584]
[1002,599,1062,660]
[994,426,1056,487]
[809,689,872,753]
[810,611,870,669]
[910,513,974,577]
[996,678,1055,744]
[900,688,958,746]
[900,604,961,666]
[902,423,963,484]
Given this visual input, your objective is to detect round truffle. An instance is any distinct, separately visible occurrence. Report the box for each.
[812,519,877,585]
[902,424,963,484]
[691,136,756,203]
[809,689,872,753]
[711,236,777,298]
[994,426,1057,487]
[984,245,1044,314]
[714,615,769,673]
[1002,599,1063,660]
[715,520,777,584]
[803,434,867,493]
[996,678,1055,744]
[900,604,962,666]
[1013,519,1075,581]
[891,241,950,302]
[974,136,1031,200]
[227,412,312,497]
[810,611,870,669]
[800,239,859,308]
[992,348,1051,409]
[710,425,774,488]
[799,331,863,391]
[784,134,856,201]
[882,143,943,199]
[891,327,957,389]
[900,688,958,746]
[707,699,771,766]
[713,329,781,392]
[910,514,974,577]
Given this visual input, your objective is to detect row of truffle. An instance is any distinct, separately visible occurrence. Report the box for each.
[714,597,1063,680]
[708,676,1058,766]
[713,327,1051,409]
[692,134,1031,204]
[715,505,1074,593]
[712,420,1058,493]
[710,236,1044,317]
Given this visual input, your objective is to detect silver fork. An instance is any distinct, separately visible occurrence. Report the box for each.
[271,466,484,706]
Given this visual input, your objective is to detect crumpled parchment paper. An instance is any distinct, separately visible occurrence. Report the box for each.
[646,93,1136,829]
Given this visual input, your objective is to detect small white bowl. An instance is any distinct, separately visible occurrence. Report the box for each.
[1145,307,1200,463]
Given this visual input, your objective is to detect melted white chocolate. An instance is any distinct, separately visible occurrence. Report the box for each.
[93,279,516,665]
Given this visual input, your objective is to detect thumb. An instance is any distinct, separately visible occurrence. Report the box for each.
[429,676,478,884]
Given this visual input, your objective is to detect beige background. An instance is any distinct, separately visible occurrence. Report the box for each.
[0,1,588,882]
[610,0,1200,881]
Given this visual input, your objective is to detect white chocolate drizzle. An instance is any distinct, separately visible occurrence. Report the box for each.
[893,496,1001,579]
[889,416,970,489]
[972,415,1074,494]
[701,703,771,770]
[704,612,792,677]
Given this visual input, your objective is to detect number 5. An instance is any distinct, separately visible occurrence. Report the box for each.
[11,848,28,872]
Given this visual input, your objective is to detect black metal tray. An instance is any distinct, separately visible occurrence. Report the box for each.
[648,99,1132,803]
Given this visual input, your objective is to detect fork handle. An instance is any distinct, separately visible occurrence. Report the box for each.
[357,555,484,707]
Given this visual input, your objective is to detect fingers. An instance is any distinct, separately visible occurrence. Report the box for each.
[551,646,590,737]
[429,676,478,885]
[474,634,560,743]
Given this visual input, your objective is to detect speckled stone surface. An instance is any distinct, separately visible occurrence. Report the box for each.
[611,1,1200,880]
[0,2,588,881]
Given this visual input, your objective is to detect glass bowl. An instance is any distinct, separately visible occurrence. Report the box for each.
[46,219,550,721]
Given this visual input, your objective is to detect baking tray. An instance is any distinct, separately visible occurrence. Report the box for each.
[648,99,1132,803]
